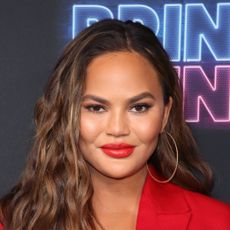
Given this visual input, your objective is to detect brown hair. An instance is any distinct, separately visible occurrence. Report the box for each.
[0,19,213,229]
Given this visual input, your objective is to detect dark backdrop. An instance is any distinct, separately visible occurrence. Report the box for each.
[0,0,229,203]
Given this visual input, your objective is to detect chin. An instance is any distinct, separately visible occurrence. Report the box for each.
[98,164,141,180]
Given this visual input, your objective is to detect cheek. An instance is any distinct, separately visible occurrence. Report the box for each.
[80,114,100,142]
[130,114,163,144]
[79,115,96,159]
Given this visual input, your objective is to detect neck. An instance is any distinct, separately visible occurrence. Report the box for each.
[90,166,148,213]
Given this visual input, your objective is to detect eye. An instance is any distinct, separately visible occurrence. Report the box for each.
[83,104,106,113]
[130,103,152,113]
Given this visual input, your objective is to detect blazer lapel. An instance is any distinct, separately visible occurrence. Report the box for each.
[156,212,191,230]
[136,167,191,230]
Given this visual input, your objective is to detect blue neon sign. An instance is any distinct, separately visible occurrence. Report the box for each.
[71,3,230,125]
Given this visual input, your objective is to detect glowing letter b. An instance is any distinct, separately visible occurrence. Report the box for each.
[72,5,113,38]
[118,4,159,35]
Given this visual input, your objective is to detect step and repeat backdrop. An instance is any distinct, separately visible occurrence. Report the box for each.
[0,0,230,202]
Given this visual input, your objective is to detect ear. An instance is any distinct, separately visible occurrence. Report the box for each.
[160,96,173,133]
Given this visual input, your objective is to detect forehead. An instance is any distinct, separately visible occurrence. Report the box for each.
[84,51,163,98]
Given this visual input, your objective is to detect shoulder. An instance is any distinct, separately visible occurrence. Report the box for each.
[171,183,230,226]
[182,186,230,215]
[146,169,230,217]
[143,171,230,229]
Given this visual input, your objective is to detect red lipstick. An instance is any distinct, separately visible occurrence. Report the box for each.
[100,143,135,158]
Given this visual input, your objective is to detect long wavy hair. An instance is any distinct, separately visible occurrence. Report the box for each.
[0,19,213,229]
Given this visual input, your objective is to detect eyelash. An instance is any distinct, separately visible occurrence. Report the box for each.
[83,103,152,114]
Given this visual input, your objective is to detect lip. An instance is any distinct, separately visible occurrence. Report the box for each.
[101,143,135,149]
[100,143,135,158]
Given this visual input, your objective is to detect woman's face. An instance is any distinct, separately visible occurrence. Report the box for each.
[79,51,172,179]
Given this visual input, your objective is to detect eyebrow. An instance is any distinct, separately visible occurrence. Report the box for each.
[82,92,155,105]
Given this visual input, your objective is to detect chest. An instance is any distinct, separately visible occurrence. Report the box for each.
[97,210,137,230]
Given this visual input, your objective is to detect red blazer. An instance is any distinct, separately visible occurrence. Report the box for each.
[136,168,230,229]
[1,169,230,229]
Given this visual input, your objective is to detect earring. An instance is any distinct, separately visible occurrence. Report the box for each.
[146,132,179,183]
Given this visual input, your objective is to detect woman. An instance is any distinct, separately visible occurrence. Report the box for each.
[0,19,229,230]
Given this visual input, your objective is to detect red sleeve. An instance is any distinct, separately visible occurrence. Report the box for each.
[0,223,3,230]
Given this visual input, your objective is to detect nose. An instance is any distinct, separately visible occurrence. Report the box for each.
[105,109,130,137]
